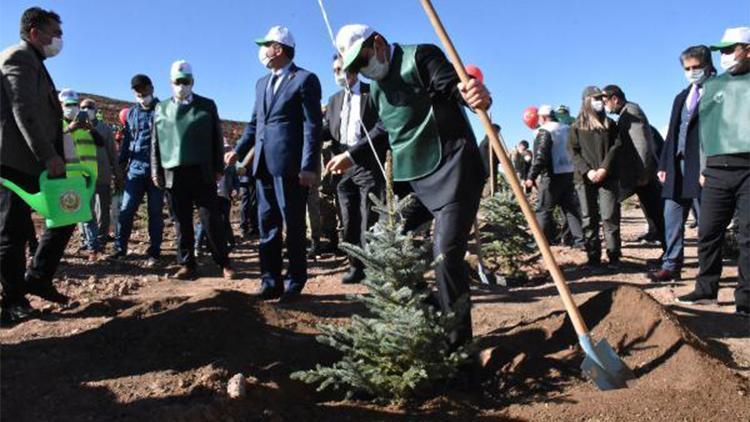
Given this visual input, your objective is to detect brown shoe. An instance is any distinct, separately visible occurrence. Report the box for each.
[222,265,236,280]
[173,266,198,280]
[648,268,681,282]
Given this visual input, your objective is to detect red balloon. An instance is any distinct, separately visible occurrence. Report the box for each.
[523,106,539,129]
[118,108,129,125]
[465,64,484,83]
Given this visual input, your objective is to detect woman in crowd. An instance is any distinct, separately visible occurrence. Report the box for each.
[567,86,622,269]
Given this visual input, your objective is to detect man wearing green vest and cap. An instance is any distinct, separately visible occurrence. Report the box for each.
[326,24,491,349]
[151,60,235,280]
[59,88,104,261]
[676,27,750,317]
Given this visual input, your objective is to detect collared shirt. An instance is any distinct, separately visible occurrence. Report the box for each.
[677,83,703,157]
[268,61,293,94]
[339,81,362,147]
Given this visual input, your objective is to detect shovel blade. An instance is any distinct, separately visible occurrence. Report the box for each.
[580,339,633,391]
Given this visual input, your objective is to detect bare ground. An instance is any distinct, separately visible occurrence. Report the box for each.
[1,207,748,421]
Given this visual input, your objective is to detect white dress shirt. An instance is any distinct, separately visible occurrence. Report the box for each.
[339,81,362,147]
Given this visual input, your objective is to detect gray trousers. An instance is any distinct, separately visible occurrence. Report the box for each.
[93,184,112,244]
[575,180,621,262]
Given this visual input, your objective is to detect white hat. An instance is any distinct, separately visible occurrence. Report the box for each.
[255,25,295,48]
[171,60,193,81]
[538,104,554,116]
[58,88,79,105]
[711,27,750,50]
[336,24,375,70]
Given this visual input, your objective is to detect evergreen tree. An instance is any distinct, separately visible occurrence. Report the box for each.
[291,155,472,402]
[479,179,536,280]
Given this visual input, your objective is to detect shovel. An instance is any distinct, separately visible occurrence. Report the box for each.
[420,0,633,390]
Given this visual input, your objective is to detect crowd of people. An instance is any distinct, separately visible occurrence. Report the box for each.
[0,6,747,356]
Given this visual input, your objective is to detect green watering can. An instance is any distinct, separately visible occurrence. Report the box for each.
[0,164,95,228]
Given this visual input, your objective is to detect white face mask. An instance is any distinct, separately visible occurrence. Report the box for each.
[360,45,390,81]
[334,71,348,87]
[136,94,153,108]
[604,105,613,114]
[63,105,79,121]
[684,68,705,84]
[172,83,192,100]
[86,109,97,121]
[258,46,272,68]
[720,53,738,72]
[43,37,63,58]
[591,99,604,112]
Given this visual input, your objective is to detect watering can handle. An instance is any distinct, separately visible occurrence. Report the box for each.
[39,164,96,196]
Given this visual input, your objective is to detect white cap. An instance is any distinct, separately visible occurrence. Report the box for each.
[336,24,375,70]
[58,88,79,105]
[538,105,553,116]
[711,27,750,50]
[255,25,295,48]
[171,60,193,81]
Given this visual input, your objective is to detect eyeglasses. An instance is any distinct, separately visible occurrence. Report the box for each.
[173,79,192,86]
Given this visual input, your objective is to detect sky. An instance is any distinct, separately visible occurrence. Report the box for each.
[1,0,748,146]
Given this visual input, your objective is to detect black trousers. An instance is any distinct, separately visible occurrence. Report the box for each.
[576,179,621,262]
[167,166,229,269]
[695,166,749,307]
[337,165,381,270]
[623,178,665,248]
[535,173,584,246]
[239,178,258,233]
[0,166,75,307]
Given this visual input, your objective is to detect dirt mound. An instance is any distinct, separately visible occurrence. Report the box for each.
[479,285,750,420]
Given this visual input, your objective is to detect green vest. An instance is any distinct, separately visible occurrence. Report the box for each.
[62,121,98,182]
[154,95,216,169]
[371,44,442,181]
[699,71,750,156]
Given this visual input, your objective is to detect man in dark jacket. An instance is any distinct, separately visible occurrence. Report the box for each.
[0,7,72,323]
[152,60,234,280]
[677,27,750,317]
[225,26,322,302]
[602,85,665,247]
[110,74,164,267]
[650,46,714,282]
[322,54,384,284]
[325,24,490,349]
[524,105,583,247]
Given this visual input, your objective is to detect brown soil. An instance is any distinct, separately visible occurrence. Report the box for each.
[1,208,749,421]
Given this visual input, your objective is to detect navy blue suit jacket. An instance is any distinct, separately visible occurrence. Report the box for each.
[235,63,322,178]
[659,86,701,199]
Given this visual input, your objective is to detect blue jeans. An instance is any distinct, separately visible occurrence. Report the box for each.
[662,197,700,271]
[114,170,164,258]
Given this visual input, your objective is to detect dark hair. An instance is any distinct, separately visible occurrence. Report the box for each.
[519,140,529,148]
[20,7,61,40]
[680,45,717,75]
[279,43,295,60]
[602,84,626,102]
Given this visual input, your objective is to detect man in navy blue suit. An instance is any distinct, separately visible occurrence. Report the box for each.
[226,26,322,302]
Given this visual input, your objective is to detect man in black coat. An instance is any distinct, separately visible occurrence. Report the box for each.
[649,46,714,282]
[322,54,385,284]
[602,85,665,247]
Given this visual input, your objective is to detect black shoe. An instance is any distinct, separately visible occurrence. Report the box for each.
[1,300,37,325]
[342,268,365,284]
[675,290,717,305]
[307,240,321,260]
[26,281,69,304]
[648,268,681,282]
[607,258,621,270]
[256,284,283,301]
[172,265,198,280]
[636,232,660,245]
[278,290,302,303]
[736,306,750,317]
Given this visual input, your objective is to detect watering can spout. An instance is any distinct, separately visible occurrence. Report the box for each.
[0,176,49,216]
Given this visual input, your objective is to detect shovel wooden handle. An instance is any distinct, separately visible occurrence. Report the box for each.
[420,0,589,337]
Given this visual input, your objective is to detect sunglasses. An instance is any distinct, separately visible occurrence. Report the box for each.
[173,79,192,86]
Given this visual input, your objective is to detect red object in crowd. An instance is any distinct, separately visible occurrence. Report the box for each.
[523,106,539,129]
[118,107,129,125]
[465,64,484,83]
